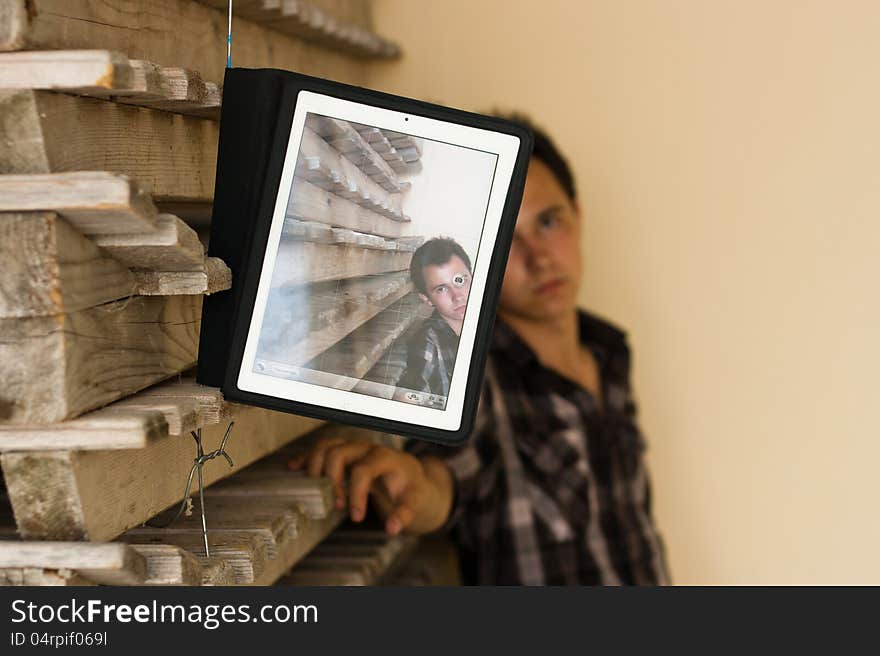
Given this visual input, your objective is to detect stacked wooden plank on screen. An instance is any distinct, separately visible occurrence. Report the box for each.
[256,111,427,393]
[0,0,444,588]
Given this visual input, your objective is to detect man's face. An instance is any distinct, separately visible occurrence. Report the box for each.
[419,254,472,322]
[499,158,582,321]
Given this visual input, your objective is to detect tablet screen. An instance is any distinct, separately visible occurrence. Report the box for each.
[237,91,521,432]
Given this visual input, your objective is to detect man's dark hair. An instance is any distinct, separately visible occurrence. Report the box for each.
[494,112,577,202]
[409,237,472,295]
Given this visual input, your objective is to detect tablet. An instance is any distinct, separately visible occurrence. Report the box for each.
[203,70,532,445]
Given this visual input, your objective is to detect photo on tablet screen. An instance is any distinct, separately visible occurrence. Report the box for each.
[250,112,498,411]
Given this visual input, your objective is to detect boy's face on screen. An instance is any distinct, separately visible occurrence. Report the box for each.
[499,158,582,321]
[419,255,472,323]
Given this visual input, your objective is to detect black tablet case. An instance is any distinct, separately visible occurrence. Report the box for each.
[197,68,532,445]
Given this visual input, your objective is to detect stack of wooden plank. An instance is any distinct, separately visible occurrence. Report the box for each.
[0,0,443,586]
[255,110,428,392]
[193,0,401,59]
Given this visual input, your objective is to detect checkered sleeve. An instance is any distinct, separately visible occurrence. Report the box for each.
[405,381,497,532]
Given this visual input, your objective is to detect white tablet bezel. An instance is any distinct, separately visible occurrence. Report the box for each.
[236,90,521,432]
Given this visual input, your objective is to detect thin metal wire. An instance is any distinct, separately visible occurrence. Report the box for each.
[227,0,233,68]
[145,421,235,558]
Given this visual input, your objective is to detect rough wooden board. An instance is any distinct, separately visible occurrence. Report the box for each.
[199,0,374,32]
[3,0,368,86]
[276,568,367,586]
[200,557,236,585]
[258,272,412,367]
[120,66,220,117]
[0,212,135,318]
[270,240,411,287]
[134,258,231,296]
[0,1,27,51]
[1,406,323,541]
[254,508,345,585]
[0,409,167,452]
[289,555,378,581]
[210,471,335,519]
[0,52,221,118]
[123,530,269,585]
[0,294,201,424]
[0,90,218,202]
[0,49,134,94]
[93,214,205,271]
[148,496,305,559]
[108,397,200,437]
[0,542,146,584]
[0,171,159,235]
[195,0,396,59]
[0,378,227,452]
[287,178,405,237]
[0,567,96,586]
[128,544,203,586]
[135,379,228,425]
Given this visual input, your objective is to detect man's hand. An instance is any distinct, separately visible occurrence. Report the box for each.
[288,438,453,536]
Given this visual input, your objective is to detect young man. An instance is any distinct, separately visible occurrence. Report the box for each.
[290,119,669,585]
[394,238,473,404]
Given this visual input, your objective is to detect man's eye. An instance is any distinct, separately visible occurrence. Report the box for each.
[436,286,447,294]
[539,215,559,229]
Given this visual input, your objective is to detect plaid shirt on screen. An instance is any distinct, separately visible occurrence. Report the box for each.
[408,310,669,585]
[396,311,460,398]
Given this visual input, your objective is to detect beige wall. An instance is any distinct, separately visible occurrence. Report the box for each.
[367,0,880,584]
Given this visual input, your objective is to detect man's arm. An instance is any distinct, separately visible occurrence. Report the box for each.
[289,377,496,536]
[288,441,454,535]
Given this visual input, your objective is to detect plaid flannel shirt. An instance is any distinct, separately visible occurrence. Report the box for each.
[407,311,669,585]
[396,311,460,398]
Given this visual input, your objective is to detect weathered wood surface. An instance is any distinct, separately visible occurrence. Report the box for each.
[133,257,232,296]
[258,271,412,367]
[309,116,401,191]
[0,172,159,235]
[0,294,201,424]
[0,0,369,86]
[0,212,134,318]
[0,378,228,453]
[253,508,345,585]
[270,240,411,287]
[287,179,405,238]
[199,557,237,585]
[0,50,221,118]
[351,123,417,174]
[210,470,334,520]
[123,530,270,585]
[306,294,424,387]
[116,62,221,118]
[128,544,203,585]
[195,0,399,59]
[283,218,414,251]
[0,567,96,586]
[281,530,418,586]
[0,49,134,94]
[93,214,205,271]
[148,497,304,559]
[0,90,218,202]
[0,406,323,541]
[297,124,405,221]
[0,542,146,585]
